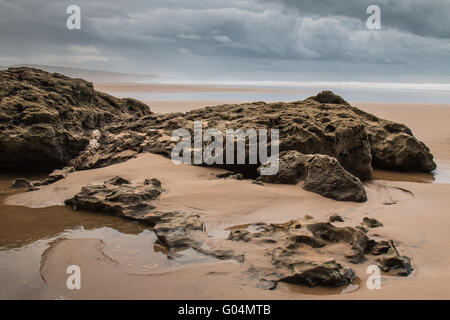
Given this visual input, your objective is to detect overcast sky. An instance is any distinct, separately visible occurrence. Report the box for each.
[1,0,450,83]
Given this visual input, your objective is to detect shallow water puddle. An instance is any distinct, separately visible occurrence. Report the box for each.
[0,174,223,299]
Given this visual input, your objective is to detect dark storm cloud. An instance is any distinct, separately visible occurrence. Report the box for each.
[270,0,450,39]
[0,0,449,81]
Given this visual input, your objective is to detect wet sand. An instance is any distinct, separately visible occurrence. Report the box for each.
[4,152,450,299]
[1,87,450,299]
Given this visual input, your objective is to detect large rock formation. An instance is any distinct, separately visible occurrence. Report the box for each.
[0,67,151,170]
[2,68,436,202]
[69,91,435,182]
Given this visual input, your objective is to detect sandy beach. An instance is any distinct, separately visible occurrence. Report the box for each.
[1,80,449,299]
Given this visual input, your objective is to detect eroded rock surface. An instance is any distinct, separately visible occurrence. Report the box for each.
[11,178,37,191]
[376,240,413,276]
[2,68,435,204]
[33,166,75,186]
[0,67,151,170]
[227,218,413,288]
[64,176,163,220]
[67,90,434,186]
[63,177,242,262]
[362,217,384,228]
[259,150,367,202]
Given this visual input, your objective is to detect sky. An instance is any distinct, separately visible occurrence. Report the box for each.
[1,0,450,83]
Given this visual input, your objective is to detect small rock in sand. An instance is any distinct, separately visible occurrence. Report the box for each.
[363,217,384,228]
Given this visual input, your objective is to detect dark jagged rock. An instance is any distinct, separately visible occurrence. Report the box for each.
[62,178,242,260]
[0,67,151,170]
[329,214,344,222]
[11,178,37,191]
[227,218,412,287]
[303,154,367,202]
[362,217,384,228]
[271,247,355,287]
[152,211,205,249]
[307,91,436,172]
[259,151,367,202]
[258,150,310,184]
[33,166,74,186]
[64,176,162,220]
[376,241,413,276]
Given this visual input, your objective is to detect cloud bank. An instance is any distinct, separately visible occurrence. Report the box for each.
[1,0,449,82]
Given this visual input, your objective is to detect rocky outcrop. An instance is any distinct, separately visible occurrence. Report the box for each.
[346,105,436,172]
[376,240,413,276]
[271,247,355,287]
[69,96,374,181]
[64,176,163,221]
[0,67,151,170]
[63,177,245,262]
[151,211,205,249]
[303,155,367,202]
[68,91,434,183]
[2,68,435,201]
[259,150,367,202]
[227,218,413,288]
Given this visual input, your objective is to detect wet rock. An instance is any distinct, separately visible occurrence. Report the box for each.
[362,217,384,228]
[33,166,74,186]
[256,279,278,290]
[258,150,310,184]
[152,212,205,249]
[259,151,367,202]
[346,105,436,172]
[0,67,151,171]
[107,176,131,186]
[145,178,161,187]
[376,241,413,276]
[226,218,412,288]
[369,240,391,255]
[11,178,37,191]
[306,222,371,255]
[271,247,355,287]
[329,214,344,222]
[303,155,367,202]
[286,233,327,249]
[64,176,162,220]
[227,229,252,242]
